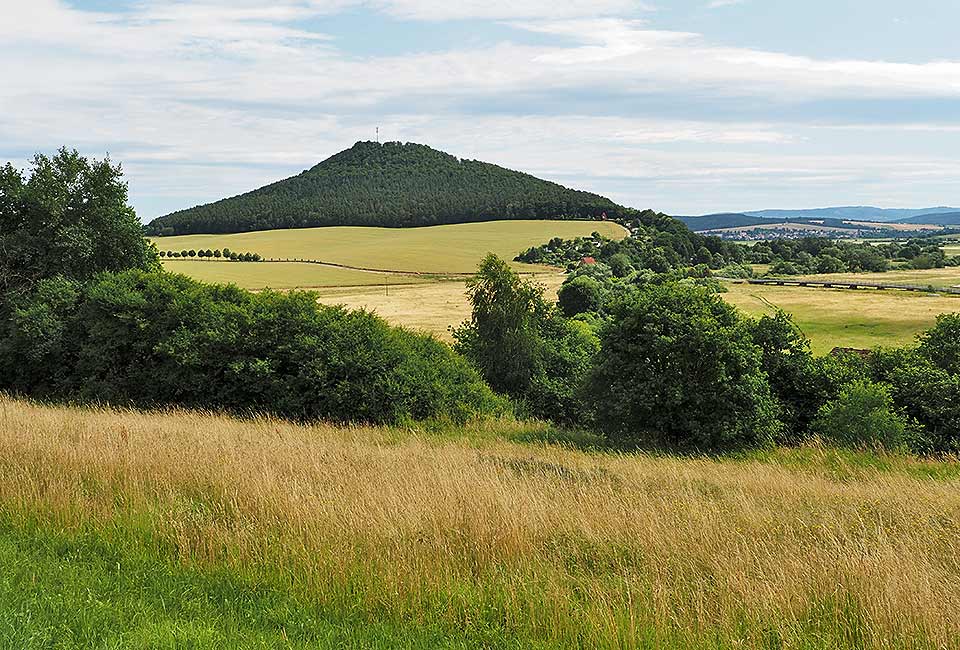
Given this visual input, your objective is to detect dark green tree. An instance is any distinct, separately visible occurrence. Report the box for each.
[586,284,782,451]
[0,148,158,298]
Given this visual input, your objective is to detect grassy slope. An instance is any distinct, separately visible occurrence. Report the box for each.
[150,220,627,274]
[160,260,433,290]
[2,397,959,649]
[723,282,960,353]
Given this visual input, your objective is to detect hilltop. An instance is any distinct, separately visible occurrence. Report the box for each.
[146,141,627,235]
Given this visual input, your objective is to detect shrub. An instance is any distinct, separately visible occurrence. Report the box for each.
[0,270,503,425]
[810,380,913,451]
[558,276,604,316]
[586,283,782,452]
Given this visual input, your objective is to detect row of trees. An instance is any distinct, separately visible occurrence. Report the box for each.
[159,249,262,261]
[146,141,629,235]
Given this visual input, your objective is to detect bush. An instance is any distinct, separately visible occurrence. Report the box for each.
[0,270,503,425]
[810,380,913,451]
[585,283,782,452]
[558,276,604,316]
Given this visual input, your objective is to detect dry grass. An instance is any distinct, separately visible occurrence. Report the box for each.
[314,272,566,341]
[1,397,959,647]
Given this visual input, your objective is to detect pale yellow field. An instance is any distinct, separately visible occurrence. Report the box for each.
[724,282,960,353]
[315,273,566,340]
[151,220,627,274]
[161,259,433,290]
[3,397,959,647]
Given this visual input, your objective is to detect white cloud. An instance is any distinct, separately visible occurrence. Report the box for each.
[2,1,959,216]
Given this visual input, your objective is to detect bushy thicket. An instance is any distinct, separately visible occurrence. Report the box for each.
[146,141,627,235]
[465,251,960,454]
[0,149,499,425]
[0,271,500,424]
[516,229,746,274]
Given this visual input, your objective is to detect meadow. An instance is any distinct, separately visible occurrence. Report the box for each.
[796,267,960,289]
[723,282,960,354]
[2,396,959,649]
[152,220,627,275]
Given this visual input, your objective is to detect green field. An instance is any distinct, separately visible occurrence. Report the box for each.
[161,260,433,290]
[724,282,960,353]
[151,220,627,274]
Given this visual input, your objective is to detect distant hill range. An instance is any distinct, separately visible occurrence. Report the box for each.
[147,141,630,236]
[679,207,960,233]
[743,206,959,222]
[895,211,960,226]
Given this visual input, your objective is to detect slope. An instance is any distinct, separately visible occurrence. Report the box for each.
[147,141,626,235]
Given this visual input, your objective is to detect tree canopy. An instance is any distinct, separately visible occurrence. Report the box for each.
[0,148,158,296]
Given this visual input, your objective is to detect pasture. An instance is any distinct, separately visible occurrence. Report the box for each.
[151,220,627,274]
[2,396,959,649]
[723,282,959,353]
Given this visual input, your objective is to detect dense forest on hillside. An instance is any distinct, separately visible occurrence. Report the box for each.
[146,142,627,235]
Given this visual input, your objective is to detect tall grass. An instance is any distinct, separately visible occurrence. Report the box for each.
[1,395,959,648]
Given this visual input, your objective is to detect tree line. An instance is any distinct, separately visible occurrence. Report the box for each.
[159,248,263,261]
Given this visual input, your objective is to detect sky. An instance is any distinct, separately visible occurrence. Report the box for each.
[1,0,959,219]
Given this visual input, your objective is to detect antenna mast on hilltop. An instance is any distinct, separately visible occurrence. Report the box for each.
[376,126,379,143]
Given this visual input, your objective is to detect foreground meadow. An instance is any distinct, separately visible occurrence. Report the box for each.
[151,220,627,275]
[2,397,959,649]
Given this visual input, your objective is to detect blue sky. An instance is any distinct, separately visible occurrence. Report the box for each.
[2,0,958,219]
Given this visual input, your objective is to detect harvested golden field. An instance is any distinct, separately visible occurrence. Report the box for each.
[314,272,566,340]
[160,259,433,290]
[2,397,960,648]
[150,220,627,275]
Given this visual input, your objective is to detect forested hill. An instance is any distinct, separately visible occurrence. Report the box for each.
[146,141,628,235]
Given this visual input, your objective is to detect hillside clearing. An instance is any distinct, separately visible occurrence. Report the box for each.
[1,397,959,649]
[150,220,627,275]
[795,267,960,289]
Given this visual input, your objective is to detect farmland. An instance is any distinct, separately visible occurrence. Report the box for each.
[723,281,960,353]
[3,396,960,649]
[160,260,433,290]
[152,220,627,275]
